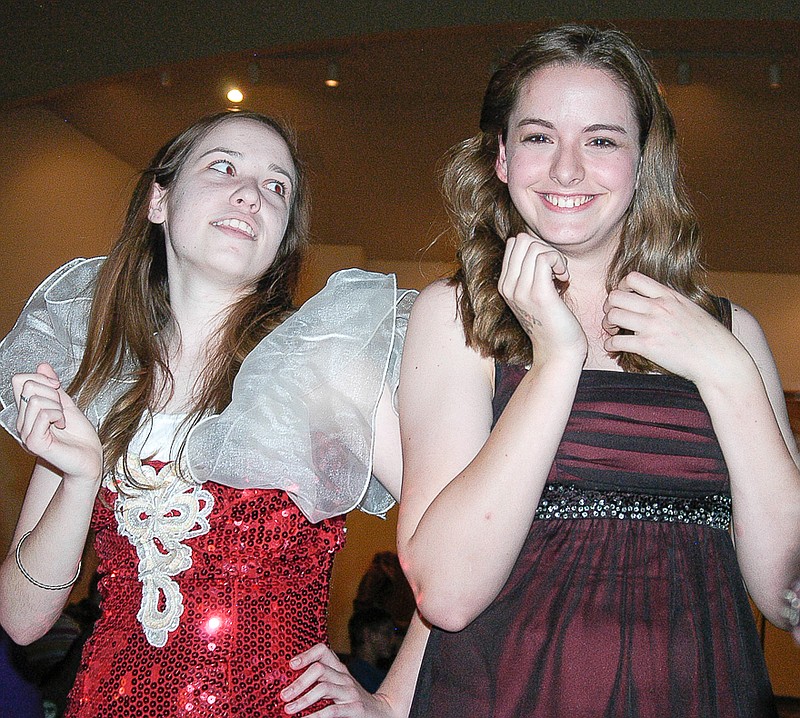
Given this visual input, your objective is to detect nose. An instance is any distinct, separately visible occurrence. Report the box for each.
[549,144,584,186]
[231,180,261,212]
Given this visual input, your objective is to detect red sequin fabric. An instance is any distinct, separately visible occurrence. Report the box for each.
[65,463,345,717]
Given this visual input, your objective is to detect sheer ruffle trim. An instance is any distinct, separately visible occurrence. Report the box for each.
[186,269,416,523]
[0,259,416,523]
[0,257,129,436]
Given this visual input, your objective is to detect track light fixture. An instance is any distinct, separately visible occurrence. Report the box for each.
[325,61,340,88]
[677,59,692,86]
[768,62,781,89]
[248,60,261,85]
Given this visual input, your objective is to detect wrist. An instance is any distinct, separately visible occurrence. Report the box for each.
[693,343,759,397]
[531,348,586,377]
[61,467,103,494]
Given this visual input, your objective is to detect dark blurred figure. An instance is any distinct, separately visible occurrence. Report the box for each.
[346,607,397,693]
[353,551,415,632]
[0,627,44,718]
[13,573,102,717]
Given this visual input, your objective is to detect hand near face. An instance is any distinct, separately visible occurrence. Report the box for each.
[602,272,744,383]
[281,643,390,717]
[498,233,587,366]
[12,362,103,484]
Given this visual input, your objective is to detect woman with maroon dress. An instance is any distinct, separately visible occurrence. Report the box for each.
[397,25,800,717]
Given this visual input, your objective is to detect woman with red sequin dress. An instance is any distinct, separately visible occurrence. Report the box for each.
[0,111,422,717]
[397,26,800,717]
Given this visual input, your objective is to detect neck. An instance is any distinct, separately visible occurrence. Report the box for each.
[159,274,243,412]
[559,244,622,371]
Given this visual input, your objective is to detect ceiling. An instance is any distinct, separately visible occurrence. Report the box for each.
[4,14,800,271]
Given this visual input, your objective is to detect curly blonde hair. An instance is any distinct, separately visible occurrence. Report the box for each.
[444,24,719,371]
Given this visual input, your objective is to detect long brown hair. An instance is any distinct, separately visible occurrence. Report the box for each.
[444,24,719,371]
[69,111,310,482]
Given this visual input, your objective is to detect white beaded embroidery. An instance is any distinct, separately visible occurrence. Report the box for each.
[534,483,731,530]
[106,456,214,647]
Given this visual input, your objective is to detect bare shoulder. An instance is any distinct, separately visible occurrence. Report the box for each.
[730,302,766,341]
[729,302,772,360]
[729,302,799,461]
[404,279,489,379]
[408,279,461,330]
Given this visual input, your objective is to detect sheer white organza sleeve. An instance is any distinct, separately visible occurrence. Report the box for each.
[0,257,127,437]
[186,269,417,523]
[0,259,416,524]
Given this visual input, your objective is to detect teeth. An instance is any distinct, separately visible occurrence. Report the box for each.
[212,218,255,237]
[544,194,593,208]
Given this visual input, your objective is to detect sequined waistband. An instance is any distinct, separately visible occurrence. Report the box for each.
[534,483,731,530]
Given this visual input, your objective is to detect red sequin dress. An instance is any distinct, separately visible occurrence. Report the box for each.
[64,455,345,717]
[0,260,410,717]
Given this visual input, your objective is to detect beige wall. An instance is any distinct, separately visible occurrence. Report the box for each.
[0,105,134,334]
[2,104,800,686]
[0,106,137,599]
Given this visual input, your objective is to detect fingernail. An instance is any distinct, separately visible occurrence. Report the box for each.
[289,658,300,668]
[783,589,800,627]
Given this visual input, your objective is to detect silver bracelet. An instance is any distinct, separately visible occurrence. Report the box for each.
[14,531,82,591]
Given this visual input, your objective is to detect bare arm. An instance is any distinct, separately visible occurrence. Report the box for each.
[0,364,102,644]
[719,304,800,626]
[371,383,403,501]
[372,612,428,715]
[604,276,800,628]
[281,612,429,717]
[397,237,587,631]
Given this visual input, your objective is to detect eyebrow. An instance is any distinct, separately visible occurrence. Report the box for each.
[199,146,295,185]
[516,118,629,134]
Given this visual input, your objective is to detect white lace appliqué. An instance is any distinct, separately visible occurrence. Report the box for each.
[105,456,214,647]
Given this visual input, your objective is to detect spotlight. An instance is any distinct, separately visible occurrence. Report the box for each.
[248,61,261,85]
[226,87,244,104]
[677,60,692,86]
[768,62,781,89]
[325,61,340,88]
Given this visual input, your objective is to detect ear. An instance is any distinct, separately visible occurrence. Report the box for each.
[495,135,509,184]
[147,183,167,224]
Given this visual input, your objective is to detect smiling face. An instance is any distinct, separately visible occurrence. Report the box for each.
[495,63,641,258]
[148,117,296,293]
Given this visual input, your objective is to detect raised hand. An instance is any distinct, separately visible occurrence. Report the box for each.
[498,233,586,366]
[12,362,102,483]
[602,272,749,383]
[282,643,391,717]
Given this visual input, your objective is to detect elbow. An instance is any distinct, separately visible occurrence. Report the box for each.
[0,601,57,646]
[398,546,485,632]
[414,587,485,633]
[1,619,47,646]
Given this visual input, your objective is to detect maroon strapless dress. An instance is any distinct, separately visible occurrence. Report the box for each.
[65,465,345,718]
[410,367,777,718]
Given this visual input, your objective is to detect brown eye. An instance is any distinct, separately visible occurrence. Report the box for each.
[266,180,287,197]
[209,160,235,176]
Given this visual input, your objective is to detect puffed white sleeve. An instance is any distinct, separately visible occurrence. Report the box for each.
[0,257,109,441]
[185,269,417,523]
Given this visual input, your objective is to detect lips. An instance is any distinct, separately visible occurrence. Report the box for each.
[541,193,595,209]
[211,217,256,239]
